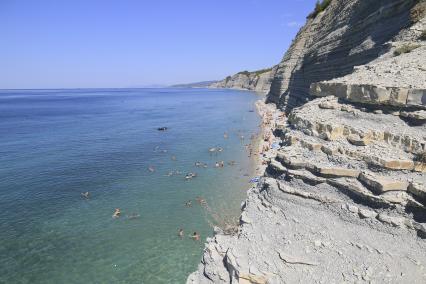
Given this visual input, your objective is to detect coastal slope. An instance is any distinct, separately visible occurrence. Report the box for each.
[190,0,426,283]
[209,68,274,94]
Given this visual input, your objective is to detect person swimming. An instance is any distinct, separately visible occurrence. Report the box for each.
[178,228,184,238]
[190,232,200,241]
[196,196,207,206]
[112,208,121,218]
[185,200,192,207]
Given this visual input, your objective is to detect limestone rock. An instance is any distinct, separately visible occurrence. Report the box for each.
[347,134,371,146]
[276,152,309,170]
[239,274,267,284]
[358,208,378,219]
[358,172,408,194]
[408,182,426,201]
[314,166,360,178]
[286,168,326,185]
[381,191,410,205]
[400,110,426,121]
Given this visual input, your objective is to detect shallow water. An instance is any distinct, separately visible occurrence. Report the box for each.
[0,88,260,283]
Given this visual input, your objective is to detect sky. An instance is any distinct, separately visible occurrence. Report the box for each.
[0,0,317,89]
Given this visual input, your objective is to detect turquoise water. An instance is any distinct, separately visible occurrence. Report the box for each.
[0,88,260,283]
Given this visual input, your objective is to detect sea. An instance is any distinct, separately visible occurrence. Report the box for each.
[0,88,261,283]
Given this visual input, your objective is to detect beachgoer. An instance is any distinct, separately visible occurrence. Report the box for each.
[185,172,197,180]
[223,132,228,139]
[178,228,184,238]
[171,155,177,161]
[185,200,192,207]
[208,147,216,155]
[190,232,200,241]
[112,208,121,218]
[196,196,206,206]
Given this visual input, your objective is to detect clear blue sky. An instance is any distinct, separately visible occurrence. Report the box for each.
[1,0,317,88]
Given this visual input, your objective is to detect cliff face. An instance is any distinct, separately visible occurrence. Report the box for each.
[189,1,426,283]
[268,0,421,111]
[209,69,273,94]
[213,0,422,110]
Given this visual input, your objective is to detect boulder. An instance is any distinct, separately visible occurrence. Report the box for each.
[276,152,309,170]
[400,110,426,121]
[347,134,371,146]
[381,191,409,205]
[358,208,378,219]
[408,182,426,201]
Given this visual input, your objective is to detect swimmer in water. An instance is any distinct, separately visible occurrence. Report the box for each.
[185,200,192,207]
[112,208,121,218]
[196,197,207,206]
[190,232,200,241]
[81,191,90,199]
[178,228,184,238]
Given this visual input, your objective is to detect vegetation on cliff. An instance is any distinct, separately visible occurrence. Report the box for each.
[236,67,272,77]
[307,0,332,19]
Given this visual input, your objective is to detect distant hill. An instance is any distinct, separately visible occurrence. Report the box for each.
[170,80,218,88]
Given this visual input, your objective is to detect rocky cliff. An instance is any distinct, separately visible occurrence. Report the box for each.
[209,68,273,94]
[190,0,426,283]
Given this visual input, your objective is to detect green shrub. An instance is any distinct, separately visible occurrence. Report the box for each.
[236,68,272,77]
[237,70,250,76]
[254,67,272,76]
[393,44,421,56]
[307,0,332,19]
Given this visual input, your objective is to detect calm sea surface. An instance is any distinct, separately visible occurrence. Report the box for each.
[0,88,260,283]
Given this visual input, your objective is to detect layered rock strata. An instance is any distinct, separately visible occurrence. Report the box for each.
[188,96,426,284]
[190,1,426,283]
[209,69,273,94]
